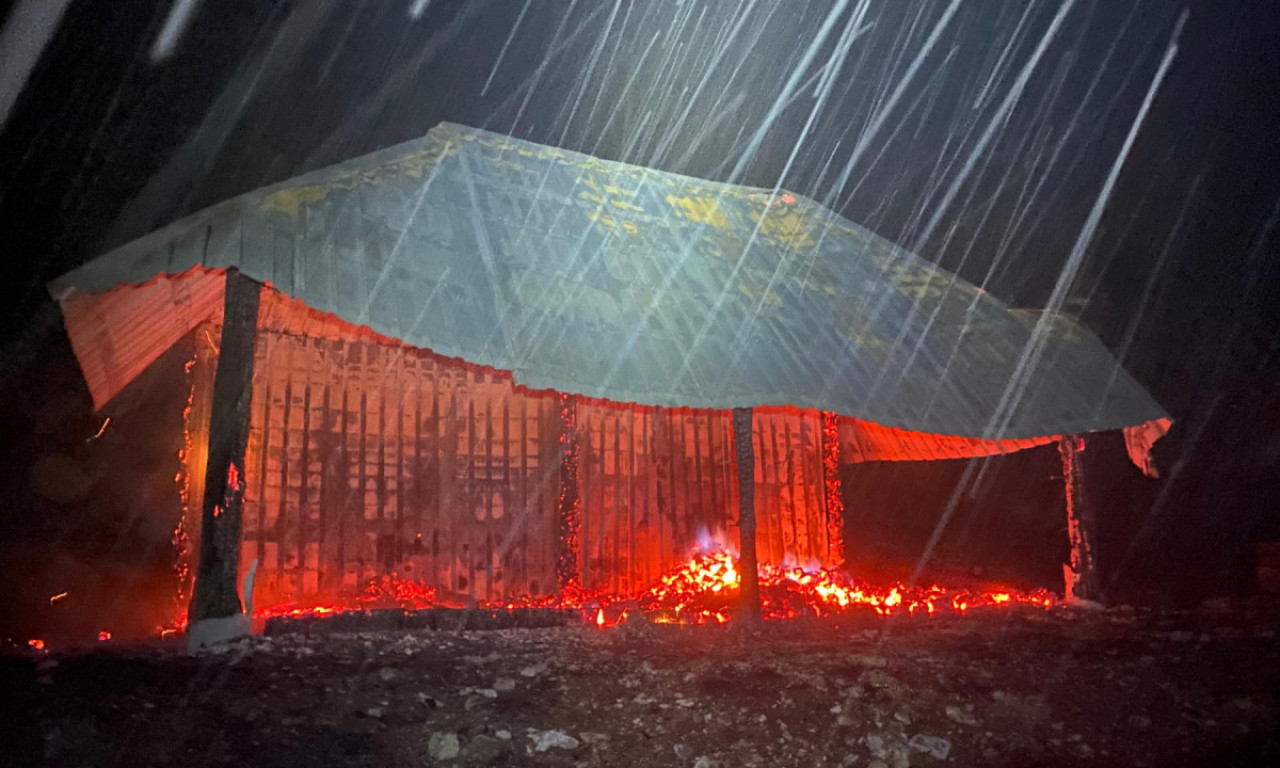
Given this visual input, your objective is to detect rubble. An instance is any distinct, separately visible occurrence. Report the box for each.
[5,607,1279,767]
[529,729,580,752]
[428,732,460,761]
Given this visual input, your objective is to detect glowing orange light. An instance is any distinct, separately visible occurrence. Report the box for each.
[98,631,111,642]
[49,592,68,605]
[596,608,605,628]
[27,639,46,651]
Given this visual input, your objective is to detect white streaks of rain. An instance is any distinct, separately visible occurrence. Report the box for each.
[0,0,73,132]
[481,0,532,96]
[152,0,202,62]
[409,0,432,21]
[986,8,1189,440]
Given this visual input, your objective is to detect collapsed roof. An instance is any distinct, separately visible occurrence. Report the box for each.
[49,122,1170,467]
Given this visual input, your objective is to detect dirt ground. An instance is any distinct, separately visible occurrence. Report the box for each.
[4,602,1279,768]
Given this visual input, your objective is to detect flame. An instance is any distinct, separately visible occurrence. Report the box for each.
[27,639,46,651]
[98,631,111,642]
[49,592,68,605]
[595,608,605,628]
[627,548,1053,624]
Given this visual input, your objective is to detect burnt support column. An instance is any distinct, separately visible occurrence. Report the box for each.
[556,393,581,593]
[1059,434,1100,603]
[820,411,846,567]
[732,407,762,623]
[189,269,261,629]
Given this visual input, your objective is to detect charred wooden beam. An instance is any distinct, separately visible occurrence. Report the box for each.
[820,411,846,566]
[732,407,762,622]
[189,269,261,627]
[556,393,581,591]
[1059,434,1100,603]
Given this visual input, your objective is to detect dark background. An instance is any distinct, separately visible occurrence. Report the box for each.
[1,0,1278,641]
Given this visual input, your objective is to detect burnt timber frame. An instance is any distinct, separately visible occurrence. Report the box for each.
[733,407,762,622]
[189,269,261,623]
[1059,434,1100,603]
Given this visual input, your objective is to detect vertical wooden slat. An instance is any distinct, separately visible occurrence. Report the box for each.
[611,410,622,593]
[466,381,478,596]
[276,342,294,584]
[751,414,771,564]
[499,394,511,600]
[770,412,792,562]
[252,337,273,575]
[441,368,458,592]
[732,407,760,623]
[297,353,313,593]
[627,405,638,592]
[640,408,653,585]
[679,413,693,553]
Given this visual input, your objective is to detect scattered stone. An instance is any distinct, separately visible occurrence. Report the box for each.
[463,734,506,763]
[377,667,397,682]
[909,734,951,760]
[493,677,517,692]
[674,743,694,760]
[520,661,549,678]
[476,688,498,699]
[530,730,580,752]
[633,693,657,705]
[361,706,384,719]
[416,692,441,708]
[495,730,512,741]
[945,705,979,726]
[428,732,460,761]
[693,757,716,768]
[579,732,610,746]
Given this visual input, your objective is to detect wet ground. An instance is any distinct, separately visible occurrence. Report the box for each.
[4,602,1279,768]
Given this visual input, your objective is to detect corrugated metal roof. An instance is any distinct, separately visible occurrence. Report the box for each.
[50,122,1167,440]
[56,266,225,408]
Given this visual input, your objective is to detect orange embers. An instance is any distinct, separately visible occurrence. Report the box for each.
[210,553,1053,631]
[631,549,1054,624]
[251,572,438,621]
[27,639,46,651]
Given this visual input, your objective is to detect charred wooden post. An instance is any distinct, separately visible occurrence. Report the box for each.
[556,393,582,592]
[189,269,261,630]
[1059,434,1100,603]
[732,407,762,622]
[820,411,846,566]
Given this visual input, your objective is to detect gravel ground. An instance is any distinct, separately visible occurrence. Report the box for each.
[4,602,1279,768]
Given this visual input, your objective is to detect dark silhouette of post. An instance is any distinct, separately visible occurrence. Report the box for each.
[732,407,762,623]
[189,269,261,623]
[1059,434,1099,603]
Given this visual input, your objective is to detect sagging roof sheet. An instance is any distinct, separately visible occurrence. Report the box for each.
[50,122,1167,439]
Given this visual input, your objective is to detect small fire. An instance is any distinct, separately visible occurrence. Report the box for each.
[49,592,68,605]
[98,631,112,642]
[27,639,46,651]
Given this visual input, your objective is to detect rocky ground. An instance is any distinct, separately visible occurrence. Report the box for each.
[4,602,1279,768]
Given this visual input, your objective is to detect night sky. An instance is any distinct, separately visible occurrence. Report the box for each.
[1,0,1278,638]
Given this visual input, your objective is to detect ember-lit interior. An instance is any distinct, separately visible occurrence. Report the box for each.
[152,287,1057,635]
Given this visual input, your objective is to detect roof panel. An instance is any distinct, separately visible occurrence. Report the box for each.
[50,122,1167,440]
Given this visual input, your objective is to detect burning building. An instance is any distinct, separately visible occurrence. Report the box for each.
[47,123,1169,642]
